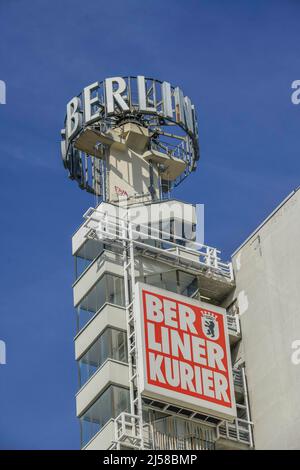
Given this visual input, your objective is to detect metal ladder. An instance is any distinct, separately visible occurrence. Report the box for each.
[113,220,145,450]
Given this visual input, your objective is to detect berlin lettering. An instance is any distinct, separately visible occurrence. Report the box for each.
[64,75,197,142]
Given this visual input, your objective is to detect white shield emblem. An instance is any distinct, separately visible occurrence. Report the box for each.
[201,312,219,340]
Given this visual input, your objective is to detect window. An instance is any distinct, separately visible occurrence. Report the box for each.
[74,240,105,279]
[177,271,198,297]
[76,273,125,331]
[106,275,124,306]
[80,385,129,448]
[111,329,127,363]
[143,270,177,293]
[78,328,128,387]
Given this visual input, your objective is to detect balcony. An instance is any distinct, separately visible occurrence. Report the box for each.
[72,204,236,307]
[73,249,124,309]
[80,383,130,449]
[76,360,129,418]
[77,328,128,388]
[74,303,126,360]
[82,206,235,294]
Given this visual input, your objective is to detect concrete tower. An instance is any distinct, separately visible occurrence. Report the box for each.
[61,76,253,450]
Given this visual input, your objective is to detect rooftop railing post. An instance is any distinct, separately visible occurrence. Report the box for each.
[213,248,218,269]
[206,246,211,267]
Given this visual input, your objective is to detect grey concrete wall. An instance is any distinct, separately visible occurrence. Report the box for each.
[232,188,300,449]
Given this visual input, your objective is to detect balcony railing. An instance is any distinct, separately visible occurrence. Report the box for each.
[232,368,243,389]
[112,412,144,449]
[217,418,252,446]
[149,415,216,450]
[216,404,253,447]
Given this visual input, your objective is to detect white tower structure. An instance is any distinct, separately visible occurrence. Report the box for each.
[61,76,253,450]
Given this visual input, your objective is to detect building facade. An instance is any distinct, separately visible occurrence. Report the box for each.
[232,187,300,450]
[61,75,299,450]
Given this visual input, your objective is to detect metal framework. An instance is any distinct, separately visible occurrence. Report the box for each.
[82,207,234,282]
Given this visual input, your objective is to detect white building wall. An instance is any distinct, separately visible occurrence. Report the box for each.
[232,188,300,449]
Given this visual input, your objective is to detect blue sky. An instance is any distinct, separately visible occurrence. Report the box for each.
[0,0,299,449]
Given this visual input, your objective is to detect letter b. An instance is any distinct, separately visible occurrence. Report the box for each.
[145,294,164,322]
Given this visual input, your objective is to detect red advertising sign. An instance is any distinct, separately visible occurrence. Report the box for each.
[135,283,236,420]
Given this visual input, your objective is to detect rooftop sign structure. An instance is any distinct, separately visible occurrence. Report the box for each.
[61,76,199,199]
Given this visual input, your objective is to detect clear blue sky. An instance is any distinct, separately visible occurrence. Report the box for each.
[0,0,299,449]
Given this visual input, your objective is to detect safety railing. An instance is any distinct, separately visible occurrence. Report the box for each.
[82,207,234,282]
[232,368,243,388]
[113,412,143,449]
[149,415,216,450]
[217,417,252,446]
[151,428,215,450]
[216,397,253,448]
